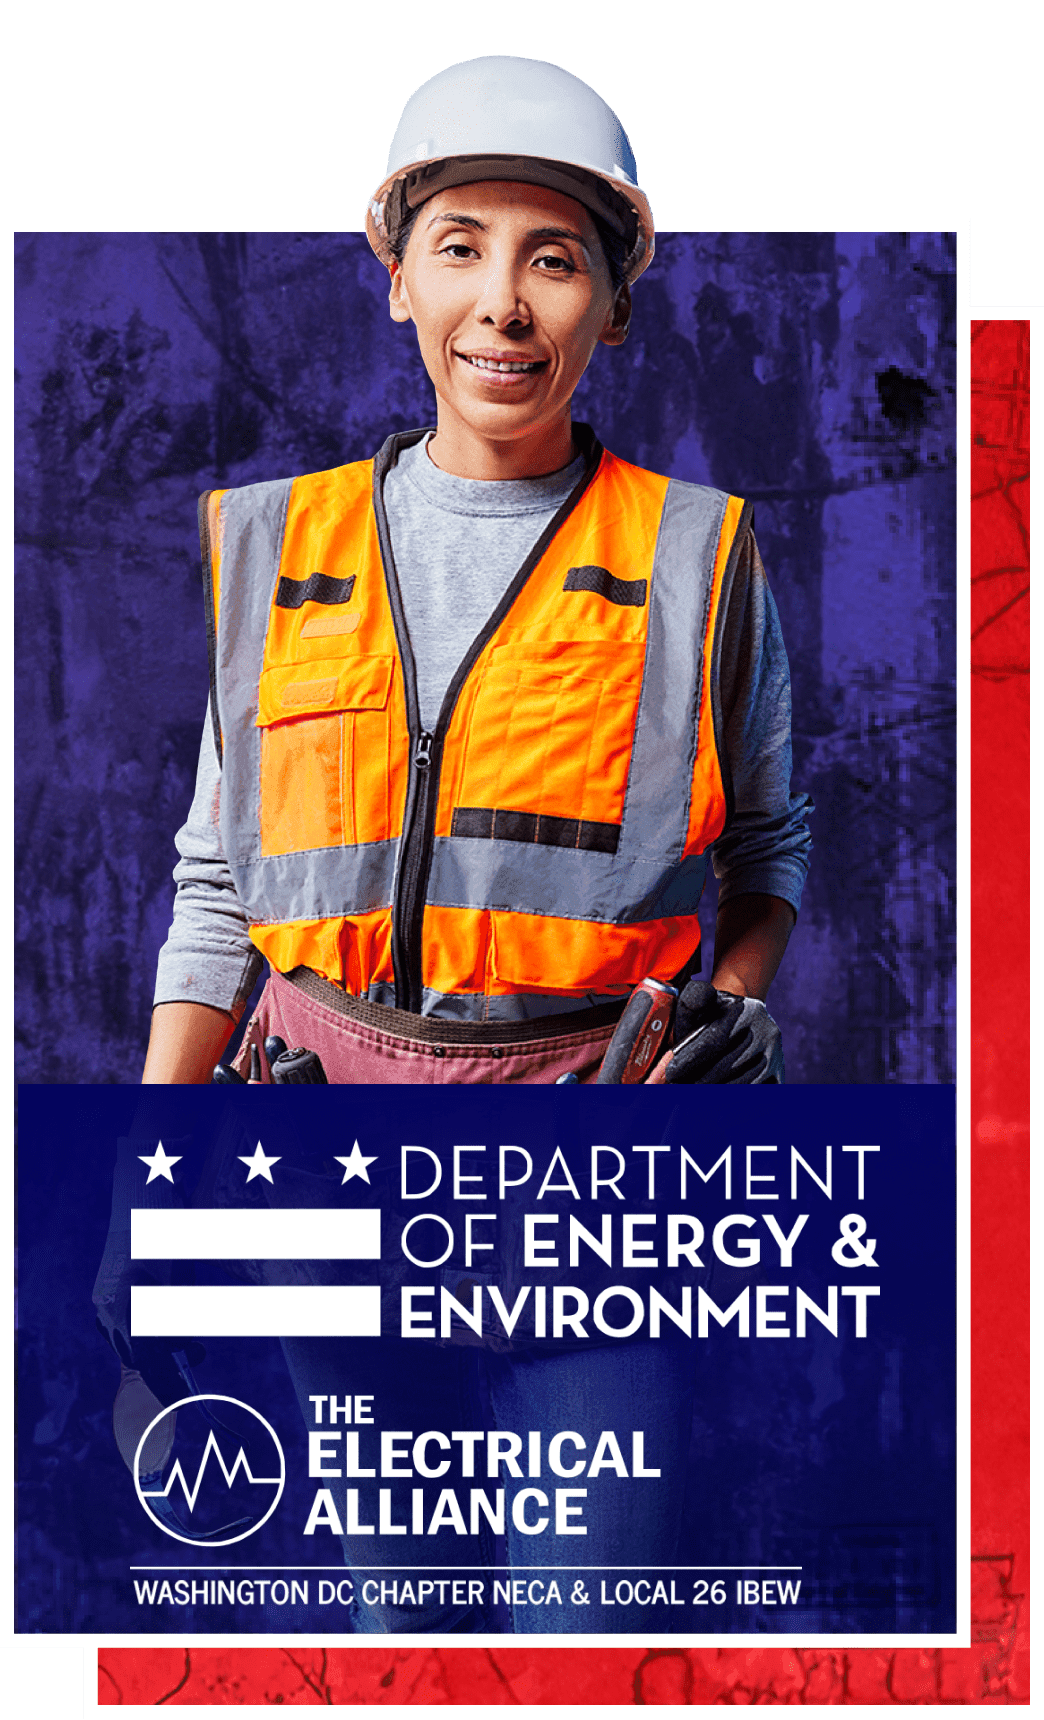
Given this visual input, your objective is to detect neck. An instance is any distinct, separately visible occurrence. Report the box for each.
[426,407,576,481]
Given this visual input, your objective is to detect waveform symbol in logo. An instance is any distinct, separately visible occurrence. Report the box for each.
[133,1394,285,1547]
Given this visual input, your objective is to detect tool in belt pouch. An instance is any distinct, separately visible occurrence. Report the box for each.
[213,1036,328,1085]
[595,977,678,1083]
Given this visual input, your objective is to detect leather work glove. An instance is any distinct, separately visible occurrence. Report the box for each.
[661,979,784,1084]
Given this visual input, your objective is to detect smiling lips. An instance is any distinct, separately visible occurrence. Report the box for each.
[457,351,548,382]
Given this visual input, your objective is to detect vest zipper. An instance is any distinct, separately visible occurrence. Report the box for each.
[372,429,604,1013]
[392,728,438,1012]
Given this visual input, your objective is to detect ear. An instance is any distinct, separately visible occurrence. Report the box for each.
[599,283,632,348]
[388,262,413,325]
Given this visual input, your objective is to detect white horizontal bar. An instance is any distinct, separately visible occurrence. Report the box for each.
[131,1207,380,1260]
[131,1284,382,1337]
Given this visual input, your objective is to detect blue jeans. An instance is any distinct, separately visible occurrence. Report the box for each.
[281,1336,695,1634]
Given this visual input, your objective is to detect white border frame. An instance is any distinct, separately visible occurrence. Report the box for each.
[2,215,976,1692]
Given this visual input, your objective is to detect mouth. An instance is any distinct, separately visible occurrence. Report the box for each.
[456,352,548,380]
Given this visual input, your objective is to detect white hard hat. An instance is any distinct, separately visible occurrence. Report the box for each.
[368,56,654,285]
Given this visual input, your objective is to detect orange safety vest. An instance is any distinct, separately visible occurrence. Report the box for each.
[200,428,750,1018]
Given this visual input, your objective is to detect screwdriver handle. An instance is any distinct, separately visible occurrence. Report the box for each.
[595,978,678,1084]
[270,1046,328,1085]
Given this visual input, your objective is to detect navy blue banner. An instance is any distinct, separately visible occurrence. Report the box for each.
[17,1083,955,1637]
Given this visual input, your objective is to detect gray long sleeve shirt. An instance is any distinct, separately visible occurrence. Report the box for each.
[154,437,812,1014]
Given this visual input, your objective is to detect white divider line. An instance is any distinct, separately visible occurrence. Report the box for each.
[131,1207,380,1260]
[131,1284,382,1337]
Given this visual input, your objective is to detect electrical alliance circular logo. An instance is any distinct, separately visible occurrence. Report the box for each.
[133,1394,285,1547]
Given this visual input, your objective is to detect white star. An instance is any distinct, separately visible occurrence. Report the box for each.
[138,1141,182,1184]
[334,1140,377,1184]
[238,1141,281,1183]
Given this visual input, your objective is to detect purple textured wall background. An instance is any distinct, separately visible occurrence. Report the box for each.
[14,232,955,1083]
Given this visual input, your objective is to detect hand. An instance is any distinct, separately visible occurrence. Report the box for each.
[112,1366,177,1477]
[98,1318,206,1406]
[661,979,784,1084]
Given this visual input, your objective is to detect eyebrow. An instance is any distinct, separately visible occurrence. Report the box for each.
[425,213,590,251]
[529,225,590,250]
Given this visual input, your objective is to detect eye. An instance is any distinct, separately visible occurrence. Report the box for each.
[533,252,577,274]
[438,240,479,259]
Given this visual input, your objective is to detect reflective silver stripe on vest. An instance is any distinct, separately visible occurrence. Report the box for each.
[231,839,708,931]
[426,841,709,926]
[624,479,726,861]
[216,477,294,871]
[424,476,725,922]
[233,841,399,924]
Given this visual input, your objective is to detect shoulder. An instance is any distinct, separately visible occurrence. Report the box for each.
[597,446,739,513]
[599,452,749,567]
[205,456,376,512]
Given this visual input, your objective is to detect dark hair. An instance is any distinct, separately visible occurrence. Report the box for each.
[387,202,423,266]
[591,214,630,295]
[388,199,630,295]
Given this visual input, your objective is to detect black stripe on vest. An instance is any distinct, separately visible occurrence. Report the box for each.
[276,571,357,609]
[563,565,647,607]
[451,806,620,855]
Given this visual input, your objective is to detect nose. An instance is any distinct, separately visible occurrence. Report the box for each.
[471,252,531,331]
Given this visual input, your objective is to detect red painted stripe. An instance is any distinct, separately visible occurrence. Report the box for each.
[98,322,1031,1707]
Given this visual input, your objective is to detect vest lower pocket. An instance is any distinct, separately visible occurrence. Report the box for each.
[489,911,662,996]
[249,908,394,995]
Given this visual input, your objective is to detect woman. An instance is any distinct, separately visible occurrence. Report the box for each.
[143,55,811,1087]
[103,56,815,1636]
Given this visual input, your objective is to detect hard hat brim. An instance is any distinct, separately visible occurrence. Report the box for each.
[368,153,655,284]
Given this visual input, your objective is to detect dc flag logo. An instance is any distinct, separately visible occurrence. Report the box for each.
[133,1394,285,1547]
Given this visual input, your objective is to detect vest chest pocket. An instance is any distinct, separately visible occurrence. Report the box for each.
[451,640,647,834]
[255,654,400,856]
